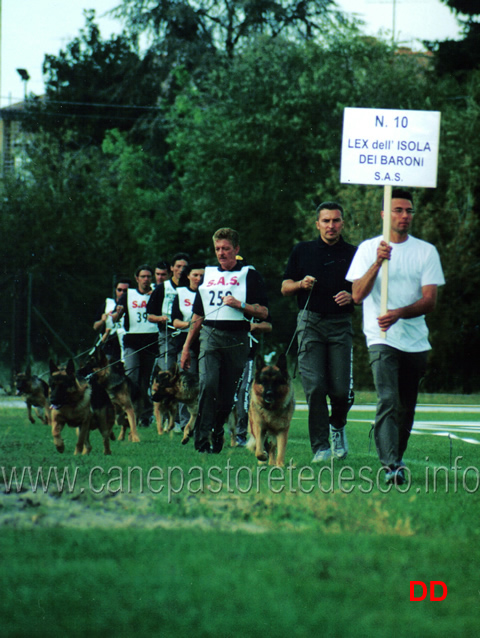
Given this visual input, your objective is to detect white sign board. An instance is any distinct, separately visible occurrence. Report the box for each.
[340,108,441,187]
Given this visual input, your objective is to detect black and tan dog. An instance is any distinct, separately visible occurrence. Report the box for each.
[151,363,199,444]
[247,353,295,467]
[14,365,51,426]
[49,359,93,454]
[49,359,115,455]
[80,347,140,443]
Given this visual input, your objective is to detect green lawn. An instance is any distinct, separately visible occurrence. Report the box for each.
[1,397,479,637]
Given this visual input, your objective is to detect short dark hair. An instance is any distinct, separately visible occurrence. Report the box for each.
[185,261,206,275]
[155,260,170,271]
[212,228,240,248]
[391,188,414,205]
[115,277,131,287]
[316,201,344,218]
[171,252,190,266]
[135,264,153,277]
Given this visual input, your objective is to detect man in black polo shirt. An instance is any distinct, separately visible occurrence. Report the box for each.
[282,202,357,463]
[181,228,269,454]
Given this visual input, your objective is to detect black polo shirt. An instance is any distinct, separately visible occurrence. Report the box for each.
[283,236,357,314]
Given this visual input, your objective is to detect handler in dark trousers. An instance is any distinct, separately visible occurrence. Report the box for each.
[113,265,158,430]
[180,228,269,454]
[282,202,357,463]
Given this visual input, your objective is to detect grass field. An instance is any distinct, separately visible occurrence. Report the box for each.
[1,393,480,637]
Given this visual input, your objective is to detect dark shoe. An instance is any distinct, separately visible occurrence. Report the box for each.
[196,442,212,454]
[385,465,406,486]
[212,438,223,454]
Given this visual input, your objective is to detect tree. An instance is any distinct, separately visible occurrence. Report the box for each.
[0,128,174,366]
[439,0,480,14]
[112,0,340,58]
[25,11,161,147]
[426,1,480,75]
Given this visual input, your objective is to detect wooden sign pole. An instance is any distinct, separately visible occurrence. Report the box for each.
[380,184,392,338]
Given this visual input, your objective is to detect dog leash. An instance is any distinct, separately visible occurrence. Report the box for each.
[285,281,316,358]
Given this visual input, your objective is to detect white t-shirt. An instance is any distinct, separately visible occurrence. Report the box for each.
[346,235,445,352]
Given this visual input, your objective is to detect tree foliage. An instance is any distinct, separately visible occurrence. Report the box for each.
[25,11,162,147]
[426,0,480,75]
[112,0,340,58]
[439,0,480,15]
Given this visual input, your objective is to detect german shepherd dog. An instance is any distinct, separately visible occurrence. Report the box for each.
[80,347,140,443]
[151,363,199,445]
[247,353,295,467]
[14,365,51,426]
[48,359,93,454]
[49,359,116,455]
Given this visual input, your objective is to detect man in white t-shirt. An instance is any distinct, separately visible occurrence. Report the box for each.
[346,189,445,485]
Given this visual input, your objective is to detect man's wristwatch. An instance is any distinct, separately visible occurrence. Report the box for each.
[240,302,246,310]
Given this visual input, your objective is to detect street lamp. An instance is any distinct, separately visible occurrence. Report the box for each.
[16,68,30,101]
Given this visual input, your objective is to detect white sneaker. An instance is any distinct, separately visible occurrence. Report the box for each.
[312,448,332,463]
[330,425,348,460]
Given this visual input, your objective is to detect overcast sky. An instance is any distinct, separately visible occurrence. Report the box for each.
[0,0,466,107]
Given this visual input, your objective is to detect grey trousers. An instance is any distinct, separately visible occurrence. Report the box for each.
[297,312,354,453]
[157,332,177,371]
[368,344,427,467]
[194,326,250,451]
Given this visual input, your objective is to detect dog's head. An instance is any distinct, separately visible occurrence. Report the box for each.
[78,347,109,380]
[253,353,290,408]
[14,365,33,396]
[151,363,180,403]
[49,359,88,407]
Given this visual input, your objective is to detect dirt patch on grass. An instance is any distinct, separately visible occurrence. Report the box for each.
[0,488,269,533]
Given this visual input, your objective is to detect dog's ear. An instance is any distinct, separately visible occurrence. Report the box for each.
[97,347,108,366]
[49,359,58,374]
[276,353,288,378]
[66,359,75,376]
[169,362,180,379]
[255,355,265,374]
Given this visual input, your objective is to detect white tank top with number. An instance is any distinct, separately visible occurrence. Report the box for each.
[105,297,125,333]
[162,280,178,319]
[176,287,197,332]
[126,289,157,334]
[199,266,248,322]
